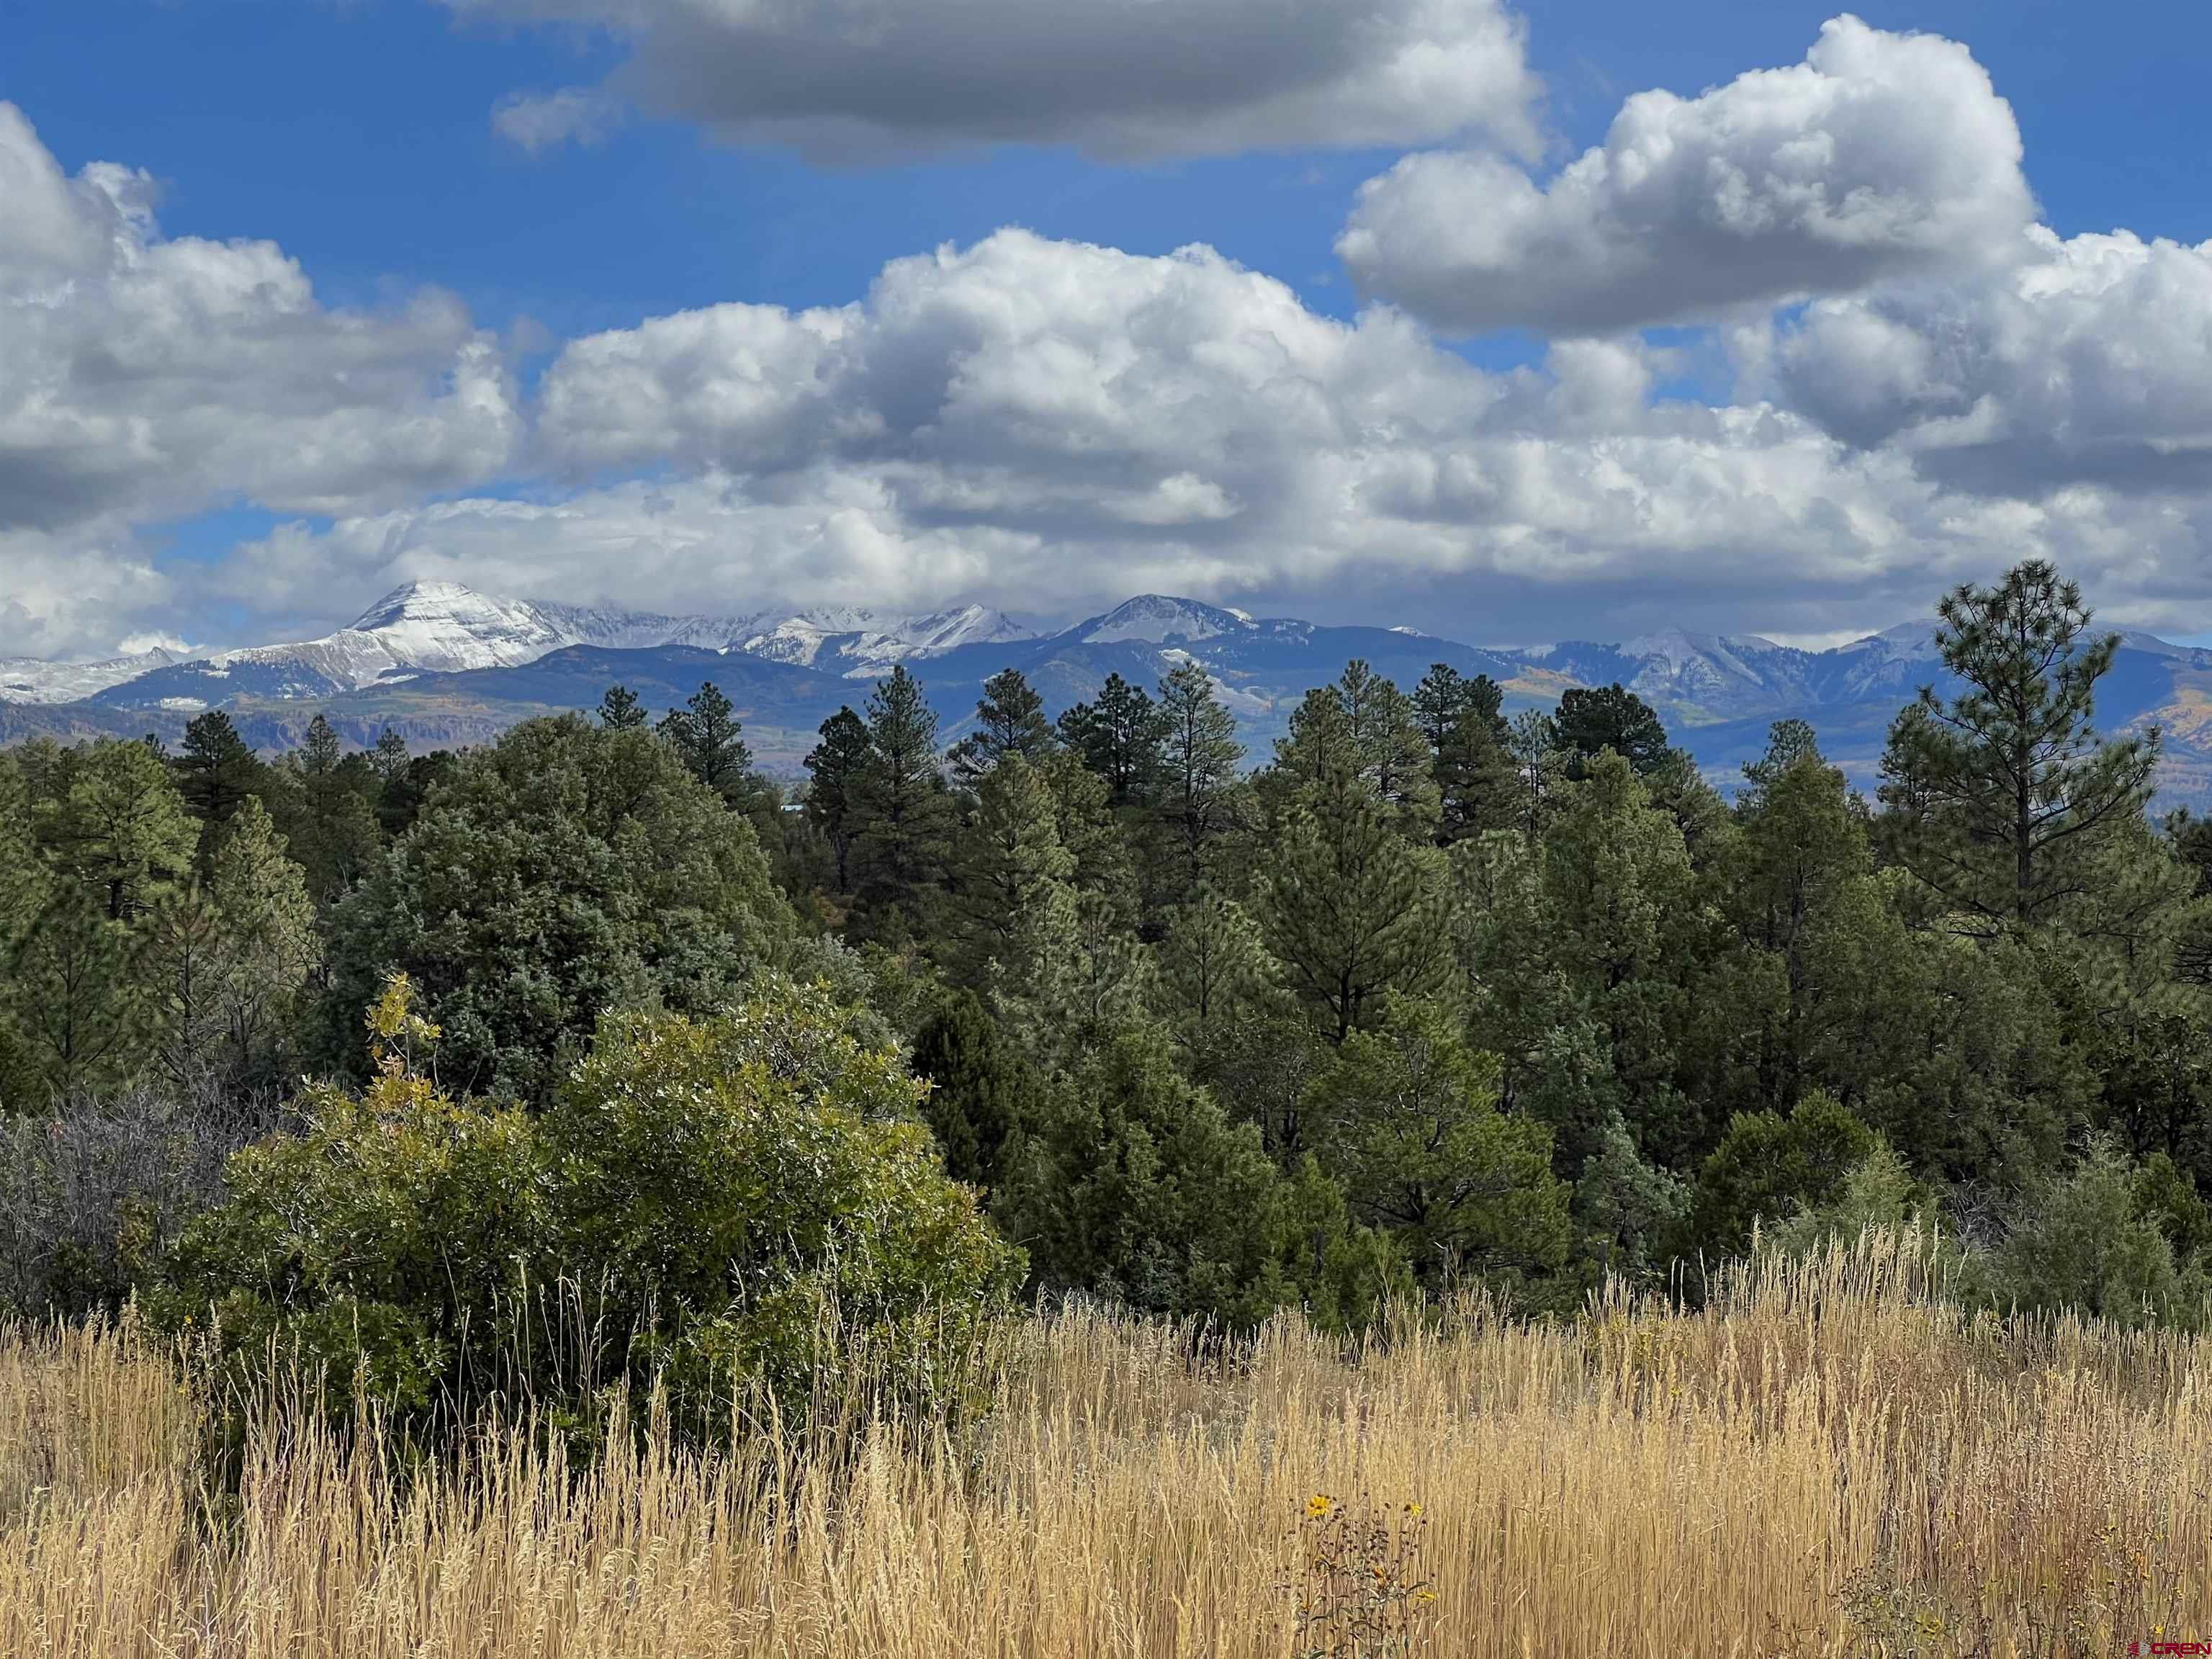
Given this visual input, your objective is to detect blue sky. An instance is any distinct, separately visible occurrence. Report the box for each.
[19,0,2208,328]
[6,0,2212,656]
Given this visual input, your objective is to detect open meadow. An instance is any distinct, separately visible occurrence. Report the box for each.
[6,1232,2208,1659]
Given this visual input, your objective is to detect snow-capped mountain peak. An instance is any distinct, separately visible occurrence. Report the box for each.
[346,580,504,633]
[325,582,570,673]
[1074,595,1256,646]
[737,603,1035,677]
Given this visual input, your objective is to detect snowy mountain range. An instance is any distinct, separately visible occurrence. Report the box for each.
[0,582,1035,712]
[6,582,2211,802]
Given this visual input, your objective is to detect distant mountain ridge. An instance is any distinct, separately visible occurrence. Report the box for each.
[8,583,2212,804]
[28,583,1035,713]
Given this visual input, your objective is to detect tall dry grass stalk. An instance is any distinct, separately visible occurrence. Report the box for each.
[4,1227,2211,1657]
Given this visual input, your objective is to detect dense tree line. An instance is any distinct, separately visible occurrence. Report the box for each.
[7,561,2212,1424]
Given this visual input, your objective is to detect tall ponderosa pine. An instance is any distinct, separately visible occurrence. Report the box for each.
[1058,673,1168,807]
[1541,750,1706,1166]
[803,707,872,893]
[1157,660,1243,899]
[951,753,1074,986]
[1729,721,1870,1112]
[276,715,382,904]
[138,882,230,1090]
[598,685,650,730]
[659,682,754,804]
[1037,748,1139,919]
[1505,709,1560,845]
[368,728,411,786]
[1341,661,1441,835]
[1152,884,1274,1064]
[948,668,1055,786]
[50,738,197,922]
[1257,757,1444,1044]
[1555,683,1671,778]
[7,881,140,1098]
[0,757,45,963]
[1413,664,1516,845]
[850,667,958,927]
[1270,663,1439,837]
[174,711,264,868]
[1880,559,2162,931]
[206,797,320,1087]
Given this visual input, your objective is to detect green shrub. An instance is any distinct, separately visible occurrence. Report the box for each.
[1690,1091,1877,1256]
[154,974,1022,1443]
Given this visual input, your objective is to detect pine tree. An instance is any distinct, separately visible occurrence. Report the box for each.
[274,716,383,904]
[1728,722,1871,1111]
[1413,664,1516,844]
[804,707,872,894]
[0,756,45,964]
[948,668,1055,786]
[174,710,264,865]
[48,737,197,922]
[1268,685,1359,804]
[1339,661,1440,835]
[1879,559,2162,932]
[951,753,1074,985]
[1542,750,1706,1166]
[207,797,320,1087]
[850,667,958,930]
[1058,673,1168,807]
[1256,757,1445,1044]
[1505,709,1561,845]
[138,885,229,1092]
[8,883,141,1098]
[367,727,411,786]
[598,685,649,730]
[1002,887,1155,1067]
[1038,747,1139,920]
[1153,884,1275,1064]
[658,681,754,804]
[1555,683,1671,777]
[1157,660,1243,900]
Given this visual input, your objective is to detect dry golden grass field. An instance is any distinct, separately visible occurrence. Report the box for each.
[4,1231,2210,1658]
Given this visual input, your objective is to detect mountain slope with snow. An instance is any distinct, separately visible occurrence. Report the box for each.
[0,647,184,706]
[49,583,1036,710]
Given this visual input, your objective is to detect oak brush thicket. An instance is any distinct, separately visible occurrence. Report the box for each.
[6,559,2212,1653]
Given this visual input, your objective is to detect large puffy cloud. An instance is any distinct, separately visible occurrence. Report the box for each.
[0,527,172,662]
[217,230,2212,647]
[1339,15,2034,335]
[452,0,1540,161]
[0,103,518,541]
[1773,227,2212,495]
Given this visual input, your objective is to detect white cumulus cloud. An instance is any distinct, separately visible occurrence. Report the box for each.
[0,102,519,541]
[216,230,2212,648]
[1773,226,2212,495]
[1339,14,2035,335]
